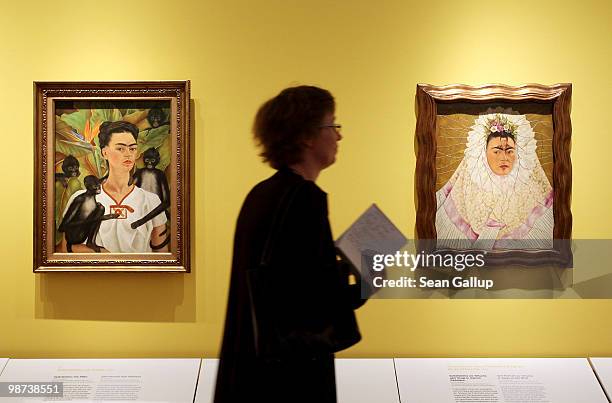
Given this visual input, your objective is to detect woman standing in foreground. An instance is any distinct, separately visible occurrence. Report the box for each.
[214,86,366,403]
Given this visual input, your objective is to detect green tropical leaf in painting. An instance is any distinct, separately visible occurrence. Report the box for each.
[157,134,172,172]
[138,124,170,153]
[60,107,124,145]
[93,146,107,177]
[55,115,100,179]
[56,139,94,158]
[83,149,107,178]
[91,107,123,126]
[60,109,90,135]
[124,110,149,127]
[92,132,101,148]
[55,116,94,159]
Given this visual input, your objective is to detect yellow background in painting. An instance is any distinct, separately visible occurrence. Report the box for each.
[0,0,611,358]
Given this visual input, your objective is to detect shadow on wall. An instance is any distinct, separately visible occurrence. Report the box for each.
[35,272,195,322]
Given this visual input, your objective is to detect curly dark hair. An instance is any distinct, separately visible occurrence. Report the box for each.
[98,121,139,149]
[253,86,335,169]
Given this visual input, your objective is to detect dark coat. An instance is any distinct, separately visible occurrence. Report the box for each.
[214,168,365,403]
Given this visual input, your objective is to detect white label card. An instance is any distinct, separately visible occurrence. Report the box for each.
[0,360,8,377]
[0,358,201,403]
[335,359,400,403]
[394,358,607,403]
[194,359,218,403]
[589,358,612,400]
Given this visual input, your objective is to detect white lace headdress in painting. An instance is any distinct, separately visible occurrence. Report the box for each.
[437,107,553,241]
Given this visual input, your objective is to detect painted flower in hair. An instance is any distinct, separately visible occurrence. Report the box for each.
[484,114,518,136]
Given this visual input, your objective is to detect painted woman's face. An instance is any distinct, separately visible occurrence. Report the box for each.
[486,136,516,176]
[102,131,137,174]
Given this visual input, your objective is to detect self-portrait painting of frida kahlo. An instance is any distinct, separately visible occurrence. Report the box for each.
[54,103,172,254]
[435,107,554,250]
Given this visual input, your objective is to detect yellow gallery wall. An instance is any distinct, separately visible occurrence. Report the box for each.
[0,0,611,358]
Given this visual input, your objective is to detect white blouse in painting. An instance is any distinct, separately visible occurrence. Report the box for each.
[63,185,167,253]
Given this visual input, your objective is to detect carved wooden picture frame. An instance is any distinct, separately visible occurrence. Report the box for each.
[34,81,190,272]
[415,83,572,266]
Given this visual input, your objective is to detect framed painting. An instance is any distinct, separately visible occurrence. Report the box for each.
[415,83,572,266]
[34,81,191,272]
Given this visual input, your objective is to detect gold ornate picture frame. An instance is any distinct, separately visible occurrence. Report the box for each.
[415,83,572,266]
[34,81,191,272]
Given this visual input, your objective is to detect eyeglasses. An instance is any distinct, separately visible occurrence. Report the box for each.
[319,124,342,132]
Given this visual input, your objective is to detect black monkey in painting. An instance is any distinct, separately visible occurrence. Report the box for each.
[55,155,80,188]
[59,175,119,252]
[147,108,167,129]
[131,147,170,230]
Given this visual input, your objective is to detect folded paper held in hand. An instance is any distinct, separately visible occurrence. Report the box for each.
[335,204,408,290]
